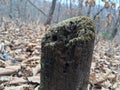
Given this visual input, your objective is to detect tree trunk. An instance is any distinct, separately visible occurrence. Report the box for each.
[44,0,57,25]
[78,0,84,16]
[41,16,95,90]
[56,2,61,23]
[111,16,120,39]
[87,6,91,17]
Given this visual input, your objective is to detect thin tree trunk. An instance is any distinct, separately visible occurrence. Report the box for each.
[69,0,72,18]
[9,0,13,19]
[41,16,95,90]
[44,0,57,25]
[111,16,120,38]
[56,2,61,23]
[87,6,91,17]
[78,0,84,16]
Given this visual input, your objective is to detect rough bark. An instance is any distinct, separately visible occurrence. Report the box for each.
[41,16,95,90]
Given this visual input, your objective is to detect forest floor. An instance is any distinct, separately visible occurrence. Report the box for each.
[0,19,119,90]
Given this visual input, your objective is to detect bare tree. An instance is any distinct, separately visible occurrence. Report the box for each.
[44,0,57,25]
[78,0,84,16]
[56,1,61,23]
[111,16,120,38]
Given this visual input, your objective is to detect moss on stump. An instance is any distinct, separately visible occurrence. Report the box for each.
[41,16,95,90]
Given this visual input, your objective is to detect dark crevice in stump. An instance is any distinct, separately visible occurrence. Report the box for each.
[40,16,95,90]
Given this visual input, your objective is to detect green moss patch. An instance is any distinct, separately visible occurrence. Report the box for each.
[42,16,95,47]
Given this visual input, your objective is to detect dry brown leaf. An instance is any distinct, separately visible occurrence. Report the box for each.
[85,0,89,6]
[4,85,33,90]
[89,0,95,6]
[20,67,33,77]
[104,2,110,8]
[45,24,50,32]
[89,72,96,83]
[28,76,40,84]
[22,56,40,68]
[97,14,101,24]
[0,65,20,76]
[10,77,27,85]
[85,0,95,6]
[32,64,41,76]
[0,60,7,67]
[111,2,116,8]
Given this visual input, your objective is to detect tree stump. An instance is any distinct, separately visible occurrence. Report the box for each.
[40,16,95,90]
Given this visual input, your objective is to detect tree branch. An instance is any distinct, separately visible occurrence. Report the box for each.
[93,7,105,20]
[27,0,48,17]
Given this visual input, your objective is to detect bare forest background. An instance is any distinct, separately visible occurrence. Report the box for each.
[0,0,120,39]
[0,0,120,90]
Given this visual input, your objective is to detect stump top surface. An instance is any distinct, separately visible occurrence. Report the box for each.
[42,16,95,47]
[53,16,95,29]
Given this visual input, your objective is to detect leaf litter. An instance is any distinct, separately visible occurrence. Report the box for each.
[0,18,43,90]
[0,18,119,90]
